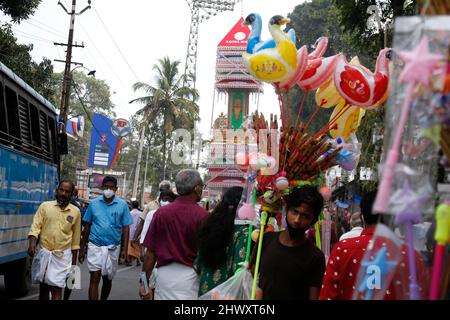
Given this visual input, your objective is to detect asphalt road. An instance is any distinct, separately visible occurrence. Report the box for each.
[0,260,143,300]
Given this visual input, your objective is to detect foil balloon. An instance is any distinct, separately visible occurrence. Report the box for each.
[329,101,362,139]
[278,45,308,91]
[297,54,342,91]
[243,12,296,54]
[334,48,391,109]
[315,80,345,108]
[308,37,328,59]
[242,15,298,84]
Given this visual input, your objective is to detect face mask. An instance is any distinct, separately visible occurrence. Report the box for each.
[103,189,115,199]
[160,200,170,207]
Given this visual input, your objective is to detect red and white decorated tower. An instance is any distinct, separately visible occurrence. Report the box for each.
[206,18,263,202]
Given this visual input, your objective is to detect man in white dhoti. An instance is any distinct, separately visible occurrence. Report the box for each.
[28,180,81,300]
[79,176,133,300]
[139,170,207,300]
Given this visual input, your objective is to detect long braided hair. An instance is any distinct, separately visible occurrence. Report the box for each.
[197,186,243,270]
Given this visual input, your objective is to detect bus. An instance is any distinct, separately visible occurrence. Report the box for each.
[0,61,59,297]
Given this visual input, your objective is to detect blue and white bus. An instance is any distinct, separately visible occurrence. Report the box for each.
[0,61,59,297]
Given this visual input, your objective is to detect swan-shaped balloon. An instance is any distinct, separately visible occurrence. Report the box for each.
[242,15,298,84]
[334,48,391,109]
[297,54,342,91]
[243,13,296,54]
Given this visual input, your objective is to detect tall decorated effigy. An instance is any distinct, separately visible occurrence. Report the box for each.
[206,18,263,202]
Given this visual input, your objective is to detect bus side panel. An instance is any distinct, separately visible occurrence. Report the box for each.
[0,145,58,264]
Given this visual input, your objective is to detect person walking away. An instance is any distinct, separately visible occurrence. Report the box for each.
[133,180,171,257]
[139,170,207,300]
[126,201,142,266]
[251,186,325,300]
[339,212,364,241]
[195,187,249,296]
[320,191,429,300]
[28,180,81,300]
[138,191,177,246]
[78,176,133,300]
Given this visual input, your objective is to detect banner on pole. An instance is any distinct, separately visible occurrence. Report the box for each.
[88,113,127,168]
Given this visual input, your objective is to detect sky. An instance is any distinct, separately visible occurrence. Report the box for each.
[8,0,305,140]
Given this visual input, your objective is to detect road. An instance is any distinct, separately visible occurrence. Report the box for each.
[0,261,143,300]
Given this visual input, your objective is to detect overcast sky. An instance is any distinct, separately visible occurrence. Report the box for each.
[9,0,304,139]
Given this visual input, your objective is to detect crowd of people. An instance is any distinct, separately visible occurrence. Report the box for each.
[26,169,433,300]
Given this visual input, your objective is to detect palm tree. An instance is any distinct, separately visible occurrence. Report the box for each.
[131,57,200,179]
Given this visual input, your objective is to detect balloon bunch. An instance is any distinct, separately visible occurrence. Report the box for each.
[242,13,392,140]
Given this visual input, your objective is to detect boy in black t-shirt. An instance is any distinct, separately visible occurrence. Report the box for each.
[252,186,325,300]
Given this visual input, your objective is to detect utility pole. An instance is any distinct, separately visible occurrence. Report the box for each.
[141,145,150,206]
[57,0,91,155]
[132,126,146,199]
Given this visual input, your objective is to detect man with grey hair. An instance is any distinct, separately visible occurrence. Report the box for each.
[133,180,172,245]
[339,212,364,241]
[139,169,207,300]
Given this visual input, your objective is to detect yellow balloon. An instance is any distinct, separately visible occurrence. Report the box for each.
[330,102,361,139]
[315,80,344,108]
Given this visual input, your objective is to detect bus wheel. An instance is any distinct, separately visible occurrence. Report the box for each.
[4,257,32,298]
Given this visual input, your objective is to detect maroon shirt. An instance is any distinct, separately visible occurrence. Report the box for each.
[143,196,207,268]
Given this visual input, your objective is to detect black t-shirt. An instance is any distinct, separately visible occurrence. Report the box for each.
[259,232,325,300]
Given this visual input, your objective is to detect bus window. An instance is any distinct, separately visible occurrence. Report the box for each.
[47,116,58,164]
[18,95,32,149]
[0,81,7,140]
[39,111,50,156]
[5,86,21,143]
[29,103,42,151]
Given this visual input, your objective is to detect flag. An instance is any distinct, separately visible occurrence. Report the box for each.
[66,116,85,140]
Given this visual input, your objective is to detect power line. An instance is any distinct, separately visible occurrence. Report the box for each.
[77,21,128,88]
[29,17,67,37]
[91,5,141,83]
[23,20,67,40]
[72,81,114,151]
[12,28,55,43]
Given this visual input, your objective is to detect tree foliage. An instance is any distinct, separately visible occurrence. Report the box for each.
[0,24,56,101]
[131,56,200,183]
[0,0,41,23]
[53,71,116,181]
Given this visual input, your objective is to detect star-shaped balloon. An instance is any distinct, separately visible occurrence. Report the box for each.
[398,36,443,85]
[358,247,398,300]
[389,180,428,225]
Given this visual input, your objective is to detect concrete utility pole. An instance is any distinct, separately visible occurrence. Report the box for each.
[57,0,91,154]
[141,145,150,206]
[132,126,146,199]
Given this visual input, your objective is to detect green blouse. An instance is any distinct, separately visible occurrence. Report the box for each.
[195,224,249,297]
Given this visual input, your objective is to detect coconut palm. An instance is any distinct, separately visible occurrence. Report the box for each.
[131,57,200,179]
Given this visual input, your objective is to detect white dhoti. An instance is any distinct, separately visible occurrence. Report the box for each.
[87,242,120,280]
[31,247,72,288]
[154,263,199,300]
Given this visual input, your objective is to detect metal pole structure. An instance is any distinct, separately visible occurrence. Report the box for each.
[57,0,91,155]
[132,126,146,199]
[141,145,150,206]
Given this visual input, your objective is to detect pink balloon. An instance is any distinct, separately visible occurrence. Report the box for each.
[278,45,308,91]
[334,48,391,109]
[308,37,328,59]
[238,203,256,220]
[297,54,342,91]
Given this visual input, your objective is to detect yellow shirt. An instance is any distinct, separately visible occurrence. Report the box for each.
[28,201,81,251]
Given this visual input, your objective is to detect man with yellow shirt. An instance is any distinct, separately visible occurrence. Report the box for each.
[28,180,81,300]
